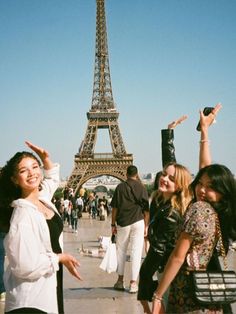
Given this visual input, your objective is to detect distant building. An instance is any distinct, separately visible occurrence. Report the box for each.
[61,173,155,193]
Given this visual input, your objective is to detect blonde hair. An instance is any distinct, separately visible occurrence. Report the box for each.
[157,163,193,216]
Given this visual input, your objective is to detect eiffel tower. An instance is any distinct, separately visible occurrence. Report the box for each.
[66,0,133,194]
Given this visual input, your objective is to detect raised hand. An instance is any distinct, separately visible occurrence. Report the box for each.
[168,115,188,129]
[25,141,53,170]
[199,103,222,130]
[199,103,222,169]
[25,141,50,162]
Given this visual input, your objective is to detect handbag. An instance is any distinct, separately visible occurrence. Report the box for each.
[191,215,236,305]
[192,270,236,305]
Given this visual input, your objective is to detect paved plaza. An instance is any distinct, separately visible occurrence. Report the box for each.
[1,213,236,314]
[63,213,144,314]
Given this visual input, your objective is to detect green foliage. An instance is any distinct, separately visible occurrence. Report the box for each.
[54,187,64,199]
[145,184,154,196]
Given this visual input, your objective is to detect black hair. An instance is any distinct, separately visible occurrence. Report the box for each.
[0,151,41,232]
[126,165,138,177]
[191,164,236,251]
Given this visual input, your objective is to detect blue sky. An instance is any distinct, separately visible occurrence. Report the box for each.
[0,0,235,179]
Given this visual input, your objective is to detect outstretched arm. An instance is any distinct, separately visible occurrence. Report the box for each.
[199,103,222,169]
[161,115,188,167]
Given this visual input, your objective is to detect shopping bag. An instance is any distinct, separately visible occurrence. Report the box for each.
[99,242,117,273]
[99,236,111,250]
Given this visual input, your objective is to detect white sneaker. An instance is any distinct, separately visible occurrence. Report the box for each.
[0,292,6,302]
[129,282,138,293]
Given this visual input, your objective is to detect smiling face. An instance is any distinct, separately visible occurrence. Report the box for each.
[195,173,222,203]
[158,164,178,199]
[12,157,42,196]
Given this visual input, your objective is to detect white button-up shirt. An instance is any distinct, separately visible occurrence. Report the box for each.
[4,164,62,314]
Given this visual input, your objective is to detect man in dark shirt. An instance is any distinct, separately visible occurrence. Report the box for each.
[111,165,149,293]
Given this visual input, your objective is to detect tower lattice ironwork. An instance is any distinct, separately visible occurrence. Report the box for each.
[67,0,133,194]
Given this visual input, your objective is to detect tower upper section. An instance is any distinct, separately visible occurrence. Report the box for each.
[89,0,116,116]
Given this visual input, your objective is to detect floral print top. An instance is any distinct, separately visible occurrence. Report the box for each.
[167,201,221,313]
[183,201,218,269]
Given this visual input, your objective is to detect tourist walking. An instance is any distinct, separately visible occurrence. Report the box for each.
[89,193,97,219]
[63,198,70,225]
[111,165,149,293]
[75,195,84,219]
[98,198,106,221]
[71,206,79,233]
[0,141,82,314]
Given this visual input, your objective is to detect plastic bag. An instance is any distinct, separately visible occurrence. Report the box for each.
[99,236,111,250]
[99,242,117,273]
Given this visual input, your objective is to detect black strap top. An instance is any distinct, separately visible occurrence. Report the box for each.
[46,213,63,253]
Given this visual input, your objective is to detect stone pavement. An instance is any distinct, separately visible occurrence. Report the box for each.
[63,213,144,314]
[1,213,236,314]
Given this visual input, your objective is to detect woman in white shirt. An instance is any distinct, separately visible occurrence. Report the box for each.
[0,141,82,314]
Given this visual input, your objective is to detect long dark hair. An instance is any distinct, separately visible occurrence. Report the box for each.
[191,164,236,251]
[0,151,41,232]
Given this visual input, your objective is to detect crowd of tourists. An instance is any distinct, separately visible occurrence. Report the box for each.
[53,190,111,229]
[0,104,236,314]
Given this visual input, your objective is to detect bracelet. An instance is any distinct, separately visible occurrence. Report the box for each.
[152,292,163,302]
[111,224,116,227]
[199,139,210,144]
